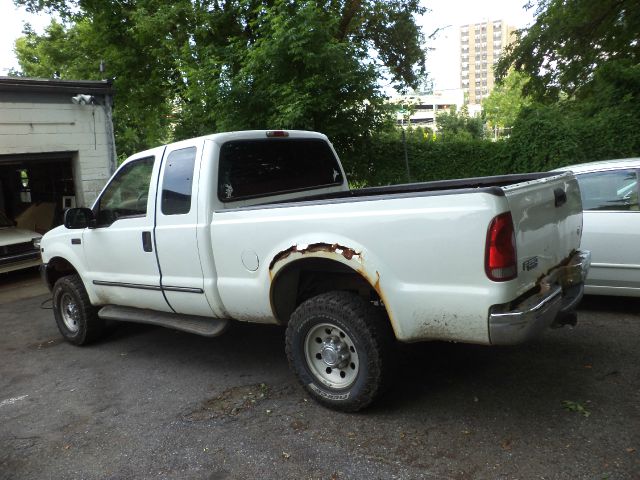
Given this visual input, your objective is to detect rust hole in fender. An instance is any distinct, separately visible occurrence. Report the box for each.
[269,243,360,270]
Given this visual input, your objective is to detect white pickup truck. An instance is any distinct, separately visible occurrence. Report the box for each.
[40,130,590,411]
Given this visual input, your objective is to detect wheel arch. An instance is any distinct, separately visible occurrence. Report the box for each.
[269,247,399,339]
[43,256,80,291]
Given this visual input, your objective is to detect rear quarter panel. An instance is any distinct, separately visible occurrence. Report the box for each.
[211,191,512,344]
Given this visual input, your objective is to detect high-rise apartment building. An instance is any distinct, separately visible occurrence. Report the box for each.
[460,20,515,105]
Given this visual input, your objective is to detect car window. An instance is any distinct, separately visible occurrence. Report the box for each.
[161,147,197,215]
[218,139,343,201]
[96,157,155,226]
[577,169,639,211]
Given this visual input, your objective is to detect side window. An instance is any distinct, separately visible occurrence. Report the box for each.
[161,147,197,215]
[577,170,639,211]
[95,157,154,226]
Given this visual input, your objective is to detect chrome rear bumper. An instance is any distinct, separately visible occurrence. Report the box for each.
[489,250,591,345]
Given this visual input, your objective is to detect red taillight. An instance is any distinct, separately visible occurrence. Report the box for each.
[485,212,517,281]
[266,130,289,137]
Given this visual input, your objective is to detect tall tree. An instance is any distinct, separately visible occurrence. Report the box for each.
[483,69,532,130]
[13,0,427,159]
[496,0,640,101]
[435,106,484,141]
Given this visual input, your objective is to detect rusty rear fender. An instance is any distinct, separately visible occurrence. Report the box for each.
[267,242,403,339]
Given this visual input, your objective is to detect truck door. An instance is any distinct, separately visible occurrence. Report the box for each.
[154,140,216,317]
[82,149,172,312]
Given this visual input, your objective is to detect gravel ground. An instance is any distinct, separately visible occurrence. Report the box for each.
[0,272,638,479]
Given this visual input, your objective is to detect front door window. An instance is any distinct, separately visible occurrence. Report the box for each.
[95,157,155,226]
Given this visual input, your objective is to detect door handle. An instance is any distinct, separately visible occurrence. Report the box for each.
[142,231,153,252]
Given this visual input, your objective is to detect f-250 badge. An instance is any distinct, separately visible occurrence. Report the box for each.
[522,256,539,271]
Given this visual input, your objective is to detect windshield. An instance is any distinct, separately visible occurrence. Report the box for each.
[0,211,14,228]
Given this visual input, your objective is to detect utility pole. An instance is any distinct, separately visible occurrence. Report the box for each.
[399,107,411,183]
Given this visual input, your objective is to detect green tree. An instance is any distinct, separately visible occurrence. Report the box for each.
[497,0,640,101]
[13,0,428,161]
[483,69,532,130]
[14,8,184,157]
[177,1,393,153]
[435,106,484,141]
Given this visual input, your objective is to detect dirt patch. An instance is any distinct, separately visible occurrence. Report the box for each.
[28,338,64,350]
[186,383,270,420]
[289,419,309,432]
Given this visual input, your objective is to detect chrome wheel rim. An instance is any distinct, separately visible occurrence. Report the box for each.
[304,322,359,389]
[60,293,80,333]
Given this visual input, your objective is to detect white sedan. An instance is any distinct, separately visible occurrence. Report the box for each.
[0,211,42,274]
[554,158,639,296]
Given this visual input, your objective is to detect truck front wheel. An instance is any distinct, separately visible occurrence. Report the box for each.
[52,275,105,346]
[285,291,394,412]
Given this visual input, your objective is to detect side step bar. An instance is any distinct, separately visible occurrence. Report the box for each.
[98,305,229,337]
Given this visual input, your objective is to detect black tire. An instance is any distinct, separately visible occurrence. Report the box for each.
[52,274,105,346]
[285,291,395,412]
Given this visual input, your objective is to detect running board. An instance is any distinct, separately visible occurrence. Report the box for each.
[98,305,229,337]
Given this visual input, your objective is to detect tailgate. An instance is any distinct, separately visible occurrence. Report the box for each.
[502,172,583,295]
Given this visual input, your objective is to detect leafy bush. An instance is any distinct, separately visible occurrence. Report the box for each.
[341,130,511,186]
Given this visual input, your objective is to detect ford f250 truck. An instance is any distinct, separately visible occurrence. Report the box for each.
[40,130,590,411]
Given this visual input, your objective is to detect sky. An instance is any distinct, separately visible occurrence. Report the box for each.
[0,0,535,89]
[0,0,55,75]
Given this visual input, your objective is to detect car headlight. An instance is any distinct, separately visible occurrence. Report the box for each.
[32,237,41,250]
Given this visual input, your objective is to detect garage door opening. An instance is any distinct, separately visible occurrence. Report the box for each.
[0,152,75,234]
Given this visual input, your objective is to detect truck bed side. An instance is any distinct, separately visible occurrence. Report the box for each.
[211,190,509,344]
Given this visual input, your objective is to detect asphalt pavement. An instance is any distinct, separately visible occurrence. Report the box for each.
[1,270,639,479]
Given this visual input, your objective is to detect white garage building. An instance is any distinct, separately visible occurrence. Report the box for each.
[0,77,116,232]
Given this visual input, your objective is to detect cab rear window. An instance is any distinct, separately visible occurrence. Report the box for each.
[218,139,343,201]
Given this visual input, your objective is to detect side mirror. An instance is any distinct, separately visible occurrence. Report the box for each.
[63,208,96,229]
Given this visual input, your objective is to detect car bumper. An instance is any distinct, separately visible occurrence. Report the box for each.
[488,250,591,345]
[0,251,42,275]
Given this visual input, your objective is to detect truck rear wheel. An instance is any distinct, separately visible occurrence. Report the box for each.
[285,291,394,412]
[52,274,105,346]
